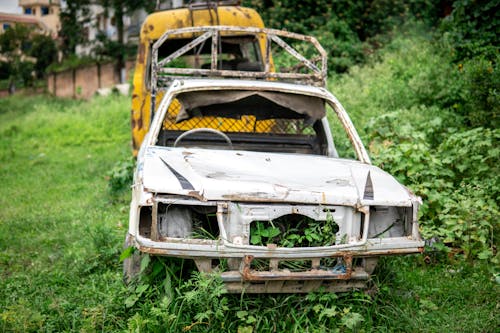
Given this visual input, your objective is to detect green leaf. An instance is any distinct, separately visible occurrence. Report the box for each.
[320,307,338,319]
[340,311,364,329]
[119,246,134,261]
[140,254,150,273]
[236,310,248,319]
[125,294,138,308]
[268,227,281,238]
[477,249,493,260]
[135,283,149,295]
[250,234,261,245]
[237,326,253,333]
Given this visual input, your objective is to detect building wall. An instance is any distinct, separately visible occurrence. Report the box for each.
[18,0,60,36]
[0,13,47,34]
[47,60,134,99]
[74,65,99,99]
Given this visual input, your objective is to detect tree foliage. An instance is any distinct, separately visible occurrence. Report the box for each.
[59,0,91,56]
[440,0,499,61]
[244,0,447,72]
[30,34,58,79]
[93,0,155,74]
[0,25,56,91]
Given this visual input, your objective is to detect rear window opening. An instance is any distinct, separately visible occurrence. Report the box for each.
[158,35,263,71]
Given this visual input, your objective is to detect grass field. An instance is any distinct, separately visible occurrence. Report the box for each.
[1,29,499,331]
[0,94,497,332]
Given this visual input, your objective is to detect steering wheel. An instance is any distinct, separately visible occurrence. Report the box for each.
[173,128,233,149]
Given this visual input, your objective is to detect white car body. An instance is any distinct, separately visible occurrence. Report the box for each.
[127,78,424,293]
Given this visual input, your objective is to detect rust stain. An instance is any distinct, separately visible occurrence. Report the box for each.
[138,96,146,129]
[132,135,138,155]
[241,254,354,281]
[130,109,136,129]
[188,191,206,201]
[239,8,252,19]
[137,114,143,130]
[138,44,145,63]
[148,24,154,32]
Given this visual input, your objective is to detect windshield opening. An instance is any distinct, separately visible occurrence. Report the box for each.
[155,91,329,155]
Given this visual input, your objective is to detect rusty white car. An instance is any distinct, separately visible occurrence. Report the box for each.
[124,26,424,293]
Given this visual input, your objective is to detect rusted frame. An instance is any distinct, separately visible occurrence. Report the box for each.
[157,31,213,68]
[240,254,354,281]
[151,25,327,86]
[157,67,323,80]
[269,34,320,73]
[135,234,424,259]
[150,26,328,121]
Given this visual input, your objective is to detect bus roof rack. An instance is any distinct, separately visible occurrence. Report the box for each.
[150,26,328,91]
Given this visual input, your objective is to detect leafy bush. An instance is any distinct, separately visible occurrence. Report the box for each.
[366,109,499,262]
[454,55,499,128]
[29,34,58,79]
[245,0,444,72]
[329,27,499,263]
[107,157,135,194]
[440,0,499,61]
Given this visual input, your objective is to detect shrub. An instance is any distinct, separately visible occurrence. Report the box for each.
[455,55,500,128]
[245,0,444,72]
[107,157,135,194]
[440,0,499,61]
[366,109,499,262]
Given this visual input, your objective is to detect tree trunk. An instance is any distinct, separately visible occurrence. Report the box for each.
[114,0,125,83]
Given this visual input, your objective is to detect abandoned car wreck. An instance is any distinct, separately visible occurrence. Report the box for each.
[125,26,424,293]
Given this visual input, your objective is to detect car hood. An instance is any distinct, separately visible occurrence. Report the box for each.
[141,147,414,207]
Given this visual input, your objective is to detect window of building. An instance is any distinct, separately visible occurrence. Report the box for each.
[24,8,32,14]
[3,23,11,30]
[41,7,49,15]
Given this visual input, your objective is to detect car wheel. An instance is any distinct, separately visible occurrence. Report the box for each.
[123,234,142,284]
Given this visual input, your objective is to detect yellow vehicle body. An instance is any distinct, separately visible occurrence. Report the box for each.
[131,6,268,155]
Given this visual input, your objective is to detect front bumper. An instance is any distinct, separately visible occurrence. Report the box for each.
[133,233,423,258]
[129,199,423,292]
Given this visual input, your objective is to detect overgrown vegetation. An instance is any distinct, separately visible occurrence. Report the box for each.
[329,27,498,266]
[1,29,499,331]
[246,0,446,72]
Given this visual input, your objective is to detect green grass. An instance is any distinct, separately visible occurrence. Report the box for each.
[1,32,498,331]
